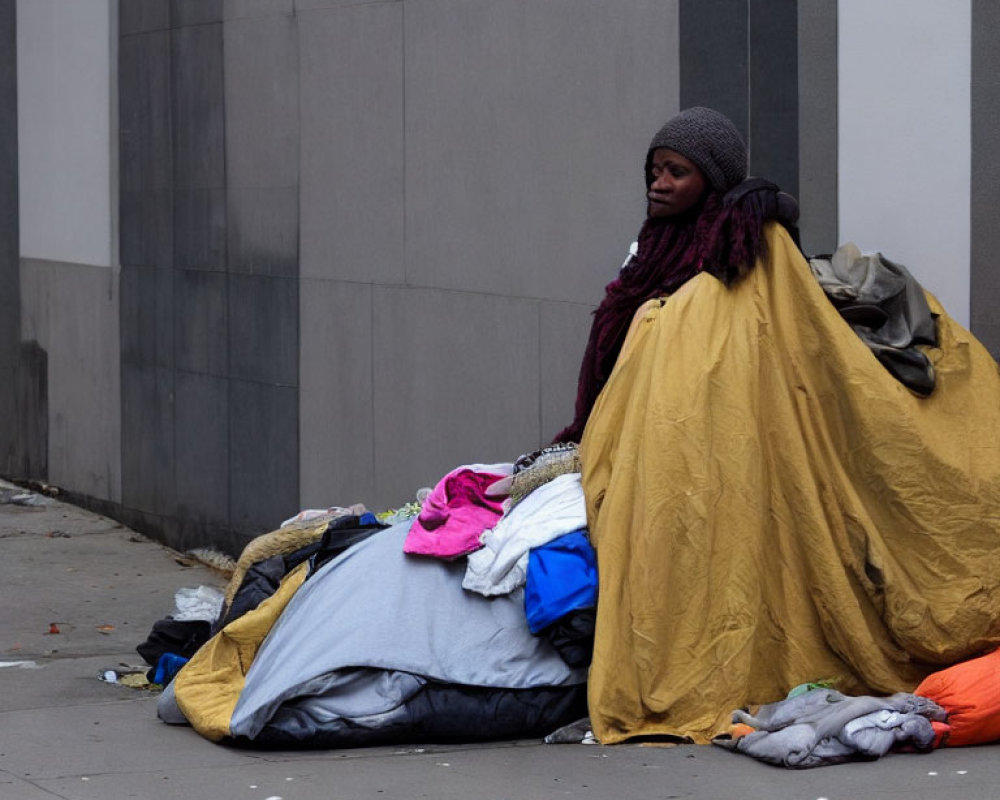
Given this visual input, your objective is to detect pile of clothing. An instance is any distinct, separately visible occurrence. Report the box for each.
[143,227,1000,762]
[714,643,1000,768]
[153,446,596,748]
[714,689,948,767]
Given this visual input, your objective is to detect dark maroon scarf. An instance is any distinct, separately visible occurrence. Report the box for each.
[552,179,799,444]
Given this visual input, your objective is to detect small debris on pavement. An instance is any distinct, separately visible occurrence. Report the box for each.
[98,667,160,691]
[0,489,48,507]
[119,672,155,689]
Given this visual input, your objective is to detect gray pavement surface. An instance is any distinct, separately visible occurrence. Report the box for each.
[1,479,998,800]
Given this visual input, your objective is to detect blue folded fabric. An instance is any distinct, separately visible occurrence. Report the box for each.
[153,652,190,685]
[525,530,597,634]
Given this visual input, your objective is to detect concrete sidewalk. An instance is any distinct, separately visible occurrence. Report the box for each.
[0,480,997,800]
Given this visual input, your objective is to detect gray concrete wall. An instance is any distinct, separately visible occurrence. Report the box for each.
[118,0,299,554]
[19,259,121,501]
[17,0,115,268]
[113,0,684,548]
[298,0,680,509]
[797,0,838,256]
[838,1,972,324]
[0,0,19,475]
[19,0,991,556]
[14,0,120,494]
[971,0,1000,358]
[80,0,845,551]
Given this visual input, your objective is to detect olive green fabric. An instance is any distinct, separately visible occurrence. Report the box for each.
[581,224,1000,744]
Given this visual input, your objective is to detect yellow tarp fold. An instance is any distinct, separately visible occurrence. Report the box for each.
[581,224,1000,744]
[173,562,309,741]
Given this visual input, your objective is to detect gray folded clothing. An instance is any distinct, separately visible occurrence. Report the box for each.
[714,689,946,768]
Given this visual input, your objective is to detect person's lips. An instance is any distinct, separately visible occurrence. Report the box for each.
[647,192,670,206]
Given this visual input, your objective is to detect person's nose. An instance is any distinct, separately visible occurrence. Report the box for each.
[651,172,671,192]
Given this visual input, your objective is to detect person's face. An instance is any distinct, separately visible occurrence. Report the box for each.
[647,148,707,218]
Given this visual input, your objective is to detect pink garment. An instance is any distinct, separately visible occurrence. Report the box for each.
[403,468,508,559]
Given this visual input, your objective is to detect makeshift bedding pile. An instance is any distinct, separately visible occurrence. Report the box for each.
[156,226,1000,755]
[162,457,593,748]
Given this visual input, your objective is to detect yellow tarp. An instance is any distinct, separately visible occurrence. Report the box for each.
[173,562,309,741]
[581,223,1000,744]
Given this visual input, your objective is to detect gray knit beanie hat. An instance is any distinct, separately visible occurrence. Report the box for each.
[645,106,747,192]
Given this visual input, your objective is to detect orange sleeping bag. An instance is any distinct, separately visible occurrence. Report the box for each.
[915,648,1000,747]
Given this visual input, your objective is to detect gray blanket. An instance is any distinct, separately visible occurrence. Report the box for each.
[229,522,586,741]
[809,243,938,395]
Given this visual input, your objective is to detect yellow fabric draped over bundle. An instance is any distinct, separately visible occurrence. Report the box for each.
[174,562,309,741]
[581,223,1000,744]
